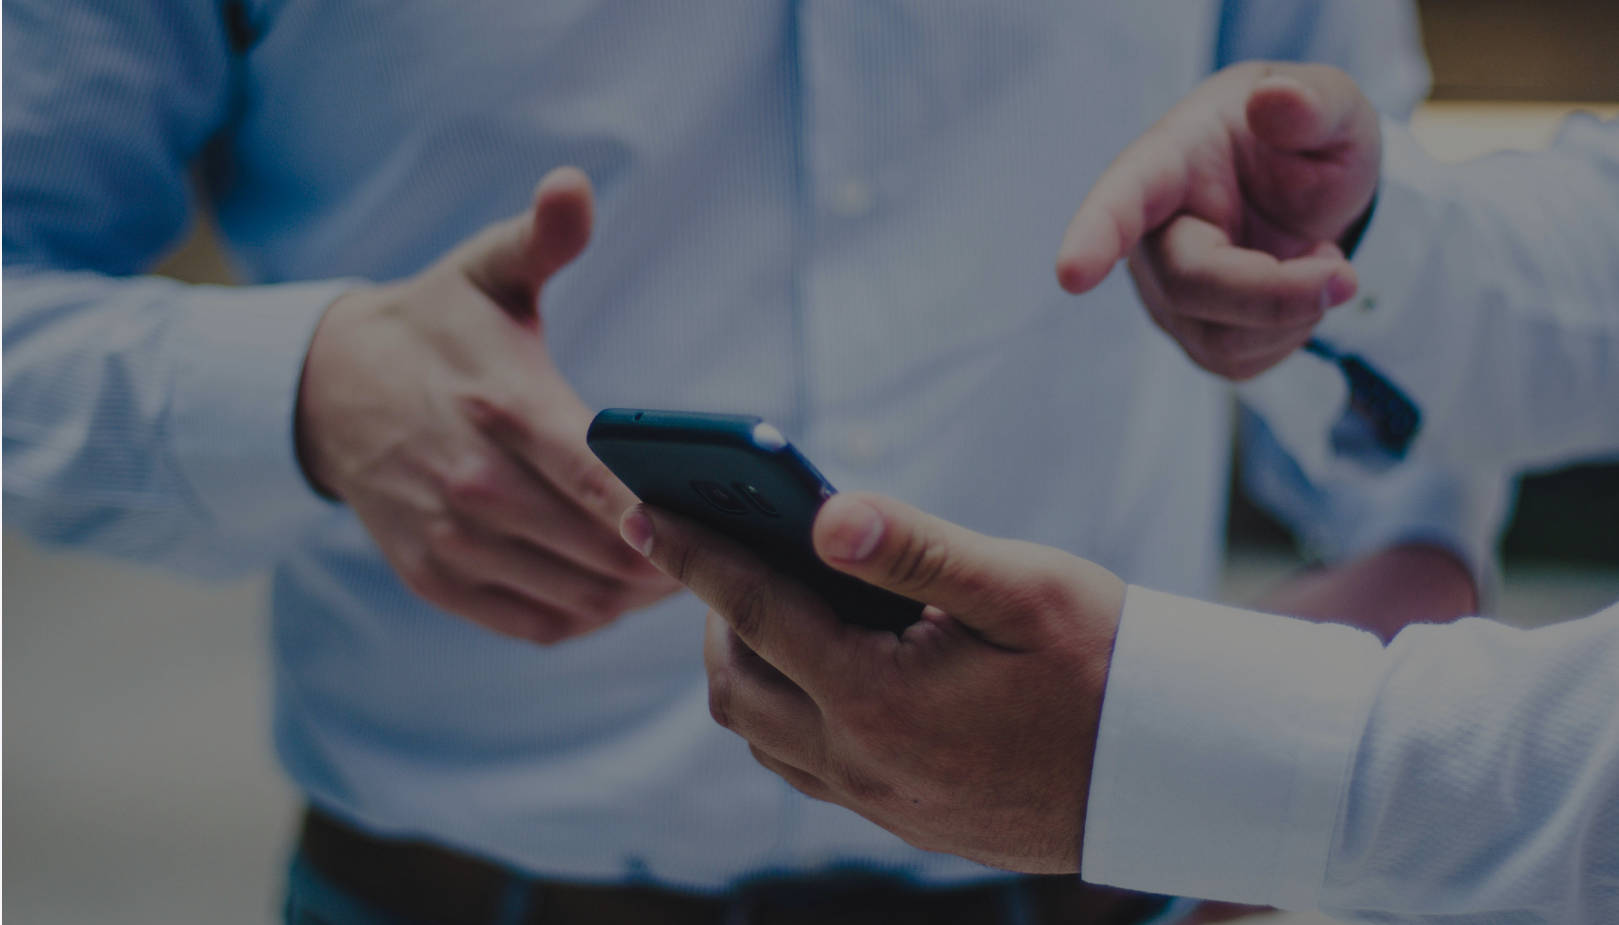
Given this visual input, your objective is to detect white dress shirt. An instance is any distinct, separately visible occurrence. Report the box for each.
[1086,117,1619,922]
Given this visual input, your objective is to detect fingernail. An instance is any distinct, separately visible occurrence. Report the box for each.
[821,498,884,562]
[1323,273,1355,307]
[620,508,654,557]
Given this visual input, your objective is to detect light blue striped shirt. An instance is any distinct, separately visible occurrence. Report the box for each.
[6,0,1479,890]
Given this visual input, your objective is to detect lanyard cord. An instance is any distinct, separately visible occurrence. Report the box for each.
[1304,337,1423,460]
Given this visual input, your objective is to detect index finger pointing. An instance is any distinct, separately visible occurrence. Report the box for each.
[1056,124,1192,295]
[623,504,856,696]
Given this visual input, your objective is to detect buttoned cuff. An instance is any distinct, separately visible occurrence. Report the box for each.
[1082,587,1385,910]
[170,280,357,550]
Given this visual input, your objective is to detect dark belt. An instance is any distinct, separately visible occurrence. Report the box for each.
[298,807,1176,925]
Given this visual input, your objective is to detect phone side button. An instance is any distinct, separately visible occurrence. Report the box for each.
[692,480,750,515]
[734,483,781,517]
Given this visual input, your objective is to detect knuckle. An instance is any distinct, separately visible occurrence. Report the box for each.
[1144,301,1184,342]
[707,671,736,729]
[1265,290,1311,328]
[1265,291,1295,327]
[460,394,532,442]
[666,536,700,588]
[838,691,893,740]
[1200,323,1251,357]
[441,456,503,509]
[577,581,633,624]
[746,743,774,769]
[1155,253,1204,302]
[422,517,466,558]
[1002,563,1082,620]
[397,550,450,603]
[566,458,616,510]
[1171,255,1217,297]
[724,581,774,645]
[532,627,574,646]
[884,527,951,596]
[832,759,894,806]
[516,614,572,646]
[1206,354,1246,379]
[1186,330,1241,379]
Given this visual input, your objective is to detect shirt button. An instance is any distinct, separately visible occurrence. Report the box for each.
[840,425,883,466]
[1357,293,1379,313]
[829,177,874,217]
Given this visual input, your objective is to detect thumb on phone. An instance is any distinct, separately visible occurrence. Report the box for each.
[813,493,1124,652]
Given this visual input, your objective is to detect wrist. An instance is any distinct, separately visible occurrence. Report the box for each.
[1068,559,1127,864]
[1336,189,1378,259]
[166,279,357,548]
[1258,542,1477,642]
[294,285,383,500]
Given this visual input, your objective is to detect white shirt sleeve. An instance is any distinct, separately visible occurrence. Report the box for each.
[3,0,354,577]
[4,272,351,577]
[1239,115,1619,482]
[1083,586,1619,922]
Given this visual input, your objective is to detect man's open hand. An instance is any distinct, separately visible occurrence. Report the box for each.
[296,166,678,644]
[1057,62,1381,380]
[621,492,1124,873]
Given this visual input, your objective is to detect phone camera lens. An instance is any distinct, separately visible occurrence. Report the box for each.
[735,483,780,517]
[691,480,749,514]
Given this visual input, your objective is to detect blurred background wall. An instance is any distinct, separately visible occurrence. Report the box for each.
[1421,0,1619,101]
[5,4,1618,924]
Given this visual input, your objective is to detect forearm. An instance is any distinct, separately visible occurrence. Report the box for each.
[1237,403,1510,629]
[1257,542,1476,643]
[3,270,346,576]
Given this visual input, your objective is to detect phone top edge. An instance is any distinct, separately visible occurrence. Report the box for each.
[588,409,837,498]
[589,409,776,453]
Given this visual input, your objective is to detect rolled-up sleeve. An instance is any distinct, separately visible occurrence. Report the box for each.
[3,0,350,576]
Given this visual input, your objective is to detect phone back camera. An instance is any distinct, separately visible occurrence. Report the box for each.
[735,483,780,517]
[692,480,749,515]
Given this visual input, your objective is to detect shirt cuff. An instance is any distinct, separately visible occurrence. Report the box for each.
[170,280,357,549]
[1082,586,1385,910]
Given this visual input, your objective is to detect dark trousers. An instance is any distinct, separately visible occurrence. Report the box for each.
[285,807,1184,925]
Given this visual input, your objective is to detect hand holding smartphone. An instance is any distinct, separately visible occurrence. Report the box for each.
[588,409,924,632]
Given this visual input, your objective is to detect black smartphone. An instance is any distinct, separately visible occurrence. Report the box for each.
[587,409,923,633]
